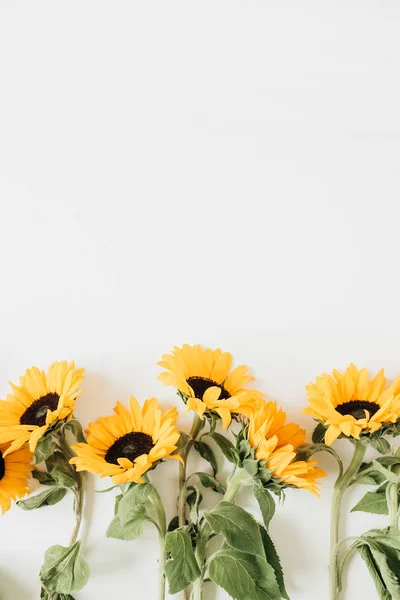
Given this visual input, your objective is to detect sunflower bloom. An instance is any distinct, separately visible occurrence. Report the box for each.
[0,361,84,455]
[70,397,181,485]
[248,399,326,496]
[0,442,33,514]
[157,344,262,428]
[303,363,400,446]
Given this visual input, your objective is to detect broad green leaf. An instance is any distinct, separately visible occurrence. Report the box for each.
[167,516,180,532]
[370,437,391,454]
[210,432,238,465]
[253,485,275,530]
[118,483,154,527]
[114,493,123,516]
[40,542,89,594]
[165,529,200,594]
[358,545,390,600]
[376,457,400,467]
[208,548,281,600]
[204,501,264,556]
[35,435,57,463]
[18,488,67,510]
[46,453,76,488]
[356,470,387,486]
[351,492,388,515]
[32,469,56,486]
[368,543,400,599]
[259,525,289,600]
[194,440,218,476]
[64,419,86,443]
[106,513,146,540]
[195,472,225,494]
[187,485,203,523]
[312,423,326,444]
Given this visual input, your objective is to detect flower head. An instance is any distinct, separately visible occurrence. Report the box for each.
[248,399,326,496]
[303,364,400,445]
[157,344,262,428]
[0,362,84,455]
[70,397,181,484]
[0,442,33,514]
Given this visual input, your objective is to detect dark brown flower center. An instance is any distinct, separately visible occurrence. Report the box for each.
[20,393,60,427]
[336,400,380,420]
[187,376,231,400]
[0,451,5,480]
[105,432,154,465]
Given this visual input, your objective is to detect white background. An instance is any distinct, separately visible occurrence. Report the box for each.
[0,1,399,599]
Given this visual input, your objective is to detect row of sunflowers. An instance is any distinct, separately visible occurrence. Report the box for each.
[1,345,400,600]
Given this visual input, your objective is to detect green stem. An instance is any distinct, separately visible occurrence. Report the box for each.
[224,468,250,503]
[142,474,167,600]
[57,431,84,545]
[178,415,203,600]
[329,442,366,600]
[158,533,166,600]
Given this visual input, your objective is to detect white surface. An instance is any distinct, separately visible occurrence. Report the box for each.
[0,1,399,598]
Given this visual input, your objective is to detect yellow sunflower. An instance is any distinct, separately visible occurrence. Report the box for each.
[0,361,84,455]
[248,399,326,496]
[303,363,400,446]
[157,344,262,428]
[0,442,33,514]
[70,397,181,485]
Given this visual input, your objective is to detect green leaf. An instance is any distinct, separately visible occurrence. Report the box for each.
[18,488,67,510]
[355,466,387,486]
[259,525,289,600]
[358,545,389,600]
[114,494,123,516]
[368,543,400,598]
[194,440,218,476]
[40,542,89,594]
[35,435,57,463]
[46,453,77,488]
[351,492,388,515]
[64,419,86,443]
[253,485,275,530]
[187,485,203,523]
[165,529,200,594]
[106,513,147,540]
[312,423,326,444]
[32,469,56,486]
[210,432,238,465]
[208,548,281,600]
[204,501,264,556]
[118,483,154,527]
[167,516,180,532]
[370,437,391,454]
[195,472,225,494]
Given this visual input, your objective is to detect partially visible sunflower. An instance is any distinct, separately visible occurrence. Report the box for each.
[303,363,400,446]
[248,399,326,496]
[0,361,85,455]
[0,442,33,514]
[157,344,262,428]
[70,397,181,484]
